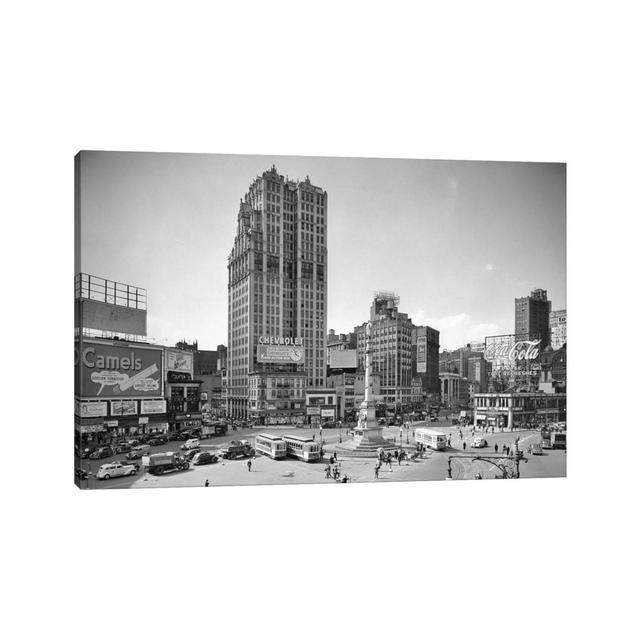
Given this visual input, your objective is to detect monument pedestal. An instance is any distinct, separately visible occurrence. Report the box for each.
[333,399,396,457]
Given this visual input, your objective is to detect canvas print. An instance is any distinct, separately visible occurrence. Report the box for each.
[74,152,566,489]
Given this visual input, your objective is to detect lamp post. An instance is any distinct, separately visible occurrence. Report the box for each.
[399,427,403,453]
[338,420,342,443]
[446,454,527,480]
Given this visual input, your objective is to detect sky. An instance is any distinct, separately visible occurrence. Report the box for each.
[79,152,566,350]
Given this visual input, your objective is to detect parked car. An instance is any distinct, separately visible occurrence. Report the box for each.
[89,446,115,460]
[118,459,140,471]
[147,435,168,446]
[182,448,201,462]
[471,437,488,448]
[127,439,142,447]
[531,443,544,455]
[192,451,218,466]
[96,461,138,480]
[126,444,151,460]
[77,446,96,459]
[181,438,200,451]
[167,432,181,441]
[113,442,132,454]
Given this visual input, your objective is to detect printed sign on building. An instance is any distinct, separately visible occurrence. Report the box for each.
[76,341,163,398]
[257,344,305,364]
[140,399,166,414]
[484,334,541,381]
[165,349,194,374]
[321,408,335,418]
[110,399,137,416]
[416,336,427,373]
[75,400,108,418]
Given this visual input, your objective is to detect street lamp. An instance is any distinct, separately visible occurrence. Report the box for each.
[399,427,403,453]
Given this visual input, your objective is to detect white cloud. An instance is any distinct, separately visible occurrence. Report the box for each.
[485,263,494,271]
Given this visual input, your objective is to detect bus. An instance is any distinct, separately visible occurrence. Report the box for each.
[283,435,321,462]
[414,428,447,451]
[254,433,287,459]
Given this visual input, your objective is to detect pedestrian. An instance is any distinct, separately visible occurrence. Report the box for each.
[506,446,510,457]
[463,441,467,451]
[447,437,451,448]
[398,453,402,466]
[375,465,379,480]
[205,479,210,487]
[325,465,331,479]
[334,451,338,461]
[247,459,252,472]
[394,449,398,459]
[502,444,506,454]
[494,443,498,453]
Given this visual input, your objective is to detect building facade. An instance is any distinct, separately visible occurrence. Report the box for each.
[515,288,552,348]
[356,292,413,409]
[74,274,169,448]
[467,355,491,392]
[412,325,440,402]
[473,392,566,429]
[549,309,567,350]
[227,167,328,420]
[326,370,382,421]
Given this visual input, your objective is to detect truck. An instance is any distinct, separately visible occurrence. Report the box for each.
[542,429,567,450]
[142,451,190,475]
[200,422,228,438]
[219,440,255,460]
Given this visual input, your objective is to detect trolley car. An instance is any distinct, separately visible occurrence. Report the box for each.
[283,435,321,462]
[254,433,287,459]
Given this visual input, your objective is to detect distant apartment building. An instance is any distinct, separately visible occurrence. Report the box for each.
[549,309,567,350]
[515,288,552,348]
[467,355,492,393]
[356,292,414,408]
[412,325,440,401]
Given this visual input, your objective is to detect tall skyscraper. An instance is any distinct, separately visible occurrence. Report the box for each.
[227,167,327,422]
[549,309,567,349]
[515,288,552,348]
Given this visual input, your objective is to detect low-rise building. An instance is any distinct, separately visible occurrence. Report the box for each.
[473,392,566,429]
[248,371,307,426]
[326,370,381,421]
[306,388,338,426]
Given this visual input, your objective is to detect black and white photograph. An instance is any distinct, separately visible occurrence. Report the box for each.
[5,3,637,639]
[75,152,566,489]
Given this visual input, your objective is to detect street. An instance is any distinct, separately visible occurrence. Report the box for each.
[77,418,566,489]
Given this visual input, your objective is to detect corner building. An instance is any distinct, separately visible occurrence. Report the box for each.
[356,293,413,409]
[227,167,327,421]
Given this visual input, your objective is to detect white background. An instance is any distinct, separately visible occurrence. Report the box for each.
[2,2,638,639]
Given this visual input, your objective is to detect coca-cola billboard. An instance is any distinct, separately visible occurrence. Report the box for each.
[484,334,541,377]
[484,338,541,362]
